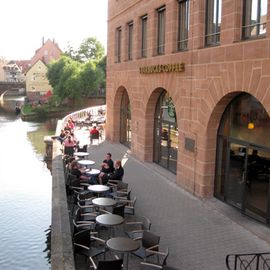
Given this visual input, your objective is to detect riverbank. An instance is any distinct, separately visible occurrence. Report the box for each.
[21,96,106,121]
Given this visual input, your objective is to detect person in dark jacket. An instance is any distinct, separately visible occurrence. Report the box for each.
[99,160,124,184]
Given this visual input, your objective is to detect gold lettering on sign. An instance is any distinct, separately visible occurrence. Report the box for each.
[139,63,185,74]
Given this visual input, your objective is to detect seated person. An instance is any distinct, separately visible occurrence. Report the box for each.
[69,160,91,183]
[99,160,124,185]
[89,126,100,144]
[63,136,76,156]
[98,153,114,184]
[57,129,66,144]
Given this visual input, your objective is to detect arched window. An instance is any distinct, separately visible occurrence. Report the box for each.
[215,93,270,224]
[154,91,178,174]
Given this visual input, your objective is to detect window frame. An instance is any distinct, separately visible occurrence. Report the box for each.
[205,0,222,46]
[242,0,267,39]
[177,0,190,51]
[127,21,134,61]
[141,14,148,58]
[115,27,122,63]
[157,6,166,55]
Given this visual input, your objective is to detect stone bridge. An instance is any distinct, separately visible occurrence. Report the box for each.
[0,81,26,96]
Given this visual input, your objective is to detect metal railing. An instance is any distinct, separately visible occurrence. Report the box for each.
[226,252,270,270]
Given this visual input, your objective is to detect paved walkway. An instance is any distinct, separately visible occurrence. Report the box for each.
[75,128,270,270]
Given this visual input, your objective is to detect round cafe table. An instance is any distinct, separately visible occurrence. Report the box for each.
[96,214,124,226]
[78,159,95,167]
[86,168,100,176]
[88,185,110,195]
[106,237,139,270]
[74,152,89,158]
[96,214,124,237]
[92,197,116,207]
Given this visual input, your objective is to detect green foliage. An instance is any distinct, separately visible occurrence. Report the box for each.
[78,37,105,62]
[47,36,106,103]
[64,37,105,62]
[21,104,33,114]
[47,95,61,107]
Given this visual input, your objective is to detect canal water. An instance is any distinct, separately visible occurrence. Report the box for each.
[0,96,55,270]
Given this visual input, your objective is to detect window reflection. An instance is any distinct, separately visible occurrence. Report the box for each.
[120,90,131,148]
[154,92,178,174]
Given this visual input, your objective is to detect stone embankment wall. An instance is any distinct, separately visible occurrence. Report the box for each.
[51,119,75,270]
[50,105,106,270]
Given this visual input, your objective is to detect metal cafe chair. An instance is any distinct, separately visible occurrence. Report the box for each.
[132,230,160,260]
[73,229,107,266]
[117,196,137,216]
[89,258,123,270]
[140,248,169,270]
[125,216,152,239]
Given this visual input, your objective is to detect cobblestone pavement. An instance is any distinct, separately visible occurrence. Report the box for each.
[74,129,270,270]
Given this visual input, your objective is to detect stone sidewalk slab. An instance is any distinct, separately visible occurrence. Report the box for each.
[85,140,270,270]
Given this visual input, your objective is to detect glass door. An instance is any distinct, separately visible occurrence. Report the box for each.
[160,122,169,168]
[168,123,178,173]
[225,141,270,223]
[244,147,270,222]
[225,142,246,209]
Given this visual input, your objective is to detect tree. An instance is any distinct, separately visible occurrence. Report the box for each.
[78,37,105,62]
[47,56,82,101]
[64,37,105,63]
[47,37,106,103]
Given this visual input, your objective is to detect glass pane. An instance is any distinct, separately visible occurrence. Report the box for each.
[120,91,131,148]
[226,143,246,209]
[260,0,267,35]
[245,148,270,220]
[205,0,221,45]
[168,124,178,173]
[214,136,228,198]
[222,94,270,148]
[251,0,258,21]
[160,123,169,168]
[157,9,165,54]
[128,24,133,60]
[178,0,189,50]
[142,17,147,57]
[154,92,178,174]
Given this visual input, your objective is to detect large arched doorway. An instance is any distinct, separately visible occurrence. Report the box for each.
[120,90,131,148]
[153,91,178,174]
[215,93,270,224]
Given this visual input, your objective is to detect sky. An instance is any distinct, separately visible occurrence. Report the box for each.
[0,0,108,60]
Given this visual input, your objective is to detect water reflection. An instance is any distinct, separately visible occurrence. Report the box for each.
[0,96,54,270]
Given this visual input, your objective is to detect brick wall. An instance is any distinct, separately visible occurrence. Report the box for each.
[107,0,270,197]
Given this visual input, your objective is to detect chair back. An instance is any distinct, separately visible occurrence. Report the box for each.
[77,144,88,152]
[113,204,125,217]
[131,196,137,207]
[117,181,128,190]
[142,231,160,250]
[97,259,123,270]
[64,146,75,156]
[142,216,152,231]
[73,229,91,249]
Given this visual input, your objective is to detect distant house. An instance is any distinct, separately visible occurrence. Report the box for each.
[31,38,62,66]
[0,58,7,81]
[3,61,25,82]
[26,38,62,101]
[25,59,52,102]
[15,60,31,75]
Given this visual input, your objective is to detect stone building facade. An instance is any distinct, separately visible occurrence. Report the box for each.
[106,0,270,224]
